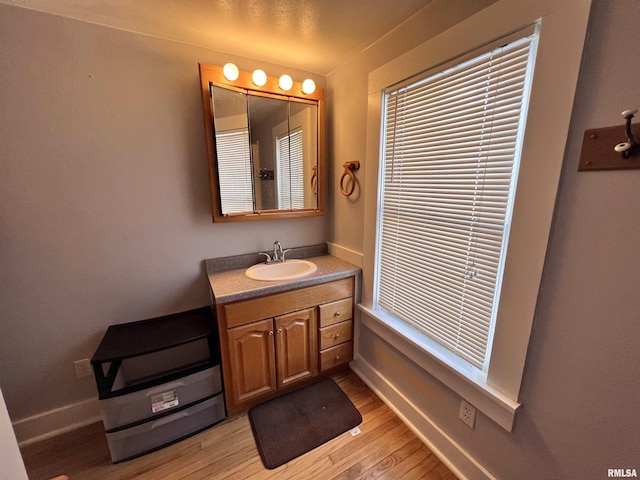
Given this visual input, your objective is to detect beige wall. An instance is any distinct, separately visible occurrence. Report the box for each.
[0,5,326,421]
[326,0,496,251]
[329,0,640,478]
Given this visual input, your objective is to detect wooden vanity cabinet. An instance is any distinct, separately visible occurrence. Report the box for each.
[216,276,354,415]
[227,308,317,406]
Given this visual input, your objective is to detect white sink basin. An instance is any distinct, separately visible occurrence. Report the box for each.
[245,259,317,281]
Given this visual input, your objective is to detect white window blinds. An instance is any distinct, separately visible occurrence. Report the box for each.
[277,128,304,209]
[216,129,254,213]
[376,34,537,370]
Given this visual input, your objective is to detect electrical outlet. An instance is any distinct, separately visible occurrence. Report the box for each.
[459,400,476,429]
[73,358,93,378]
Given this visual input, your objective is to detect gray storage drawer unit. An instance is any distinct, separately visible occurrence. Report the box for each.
[106,394,225,463]
[92,307,225,463]
[100,365,222,431]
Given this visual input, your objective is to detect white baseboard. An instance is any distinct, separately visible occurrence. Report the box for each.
[350,355,496,480]
[13,397,101,447]
[327,242,363,267]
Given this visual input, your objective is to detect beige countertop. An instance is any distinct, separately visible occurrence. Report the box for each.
[206,254,361,304]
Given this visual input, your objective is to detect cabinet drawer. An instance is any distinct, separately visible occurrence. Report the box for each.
[319,320,353,350]
[319,297,353,327]
[101,365,222,431]
[319,341,353,371]
[224,278,353,328]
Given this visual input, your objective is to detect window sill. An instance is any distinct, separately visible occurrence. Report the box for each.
[357,303,520,432]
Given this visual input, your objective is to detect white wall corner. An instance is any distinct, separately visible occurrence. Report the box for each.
[350,355,497,480]
[327,241,364,268]
[12,397,102,447]
[1,388,28,480]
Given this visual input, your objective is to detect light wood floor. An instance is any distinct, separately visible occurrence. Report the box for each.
[20,370,458,480]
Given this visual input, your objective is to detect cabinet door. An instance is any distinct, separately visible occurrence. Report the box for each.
[275,308,318,388]
[227,318,276,405]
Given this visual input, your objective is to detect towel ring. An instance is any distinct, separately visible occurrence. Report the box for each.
[310,165,318,194]
[340,161,360,197]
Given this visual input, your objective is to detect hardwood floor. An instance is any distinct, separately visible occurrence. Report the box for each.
[20,370,458,480]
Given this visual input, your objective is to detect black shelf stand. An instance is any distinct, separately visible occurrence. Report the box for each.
[91,307,220,399]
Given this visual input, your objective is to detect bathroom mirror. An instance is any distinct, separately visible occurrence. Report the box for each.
[199,63,324,222]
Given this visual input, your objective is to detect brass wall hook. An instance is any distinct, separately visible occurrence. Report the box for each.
[340,161,360,197]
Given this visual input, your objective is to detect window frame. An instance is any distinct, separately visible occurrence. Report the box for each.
[374,31,538,374]
[358,0,592,431]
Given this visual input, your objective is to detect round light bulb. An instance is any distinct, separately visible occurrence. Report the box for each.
[252,69,267,87]
[279,74,293,91]
[302,79,316,95]
[223,63,239,81]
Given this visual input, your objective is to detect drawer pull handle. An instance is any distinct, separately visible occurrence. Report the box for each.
[335,355,341,360]
[335,333,341,339]
[334,311,341,317]
[146,380,185,397]
[151,411,189,429]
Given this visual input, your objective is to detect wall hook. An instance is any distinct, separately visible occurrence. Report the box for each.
[340,161,360,197]
[614,109,639,158]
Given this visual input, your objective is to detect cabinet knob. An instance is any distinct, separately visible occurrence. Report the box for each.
[335,355,341,361]
[334,311,341,317]
[268,330,274,336]
[276,328,282,334]
[335,333,341,339]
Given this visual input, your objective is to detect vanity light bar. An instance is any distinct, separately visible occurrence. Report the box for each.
[222,62,317,96]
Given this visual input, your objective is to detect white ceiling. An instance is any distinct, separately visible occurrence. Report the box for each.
[1,0,437,75]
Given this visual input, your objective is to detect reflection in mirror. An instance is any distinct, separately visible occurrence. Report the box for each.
[247,94,289,211]
[287,101,318,209]
[199,63,324,222]
[210,85,254,213]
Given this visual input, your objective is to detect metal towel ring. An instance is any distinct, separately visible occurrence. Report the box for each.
[340,161,360,197]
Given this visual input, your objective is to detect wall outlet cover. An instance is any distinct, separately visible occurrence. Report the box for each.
[459,399,476,429]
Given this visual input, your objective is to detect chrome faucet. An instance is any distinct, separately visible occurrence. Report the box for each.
[258,241,290,264]
[270,240,292,263]
[273,241,284,262]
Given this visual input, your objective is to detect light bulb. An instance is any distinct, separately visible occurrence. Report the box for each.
[252,69,267,87]
[223,63,239,81]
[302,79,316,95]
[279,74,293,91]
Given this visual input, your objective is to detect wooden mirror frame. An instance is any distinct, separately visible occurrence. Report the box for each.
[198,63,325,223]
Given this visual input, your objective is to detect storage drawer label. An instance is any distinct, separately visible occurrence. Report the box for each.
[151,390,179,413]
